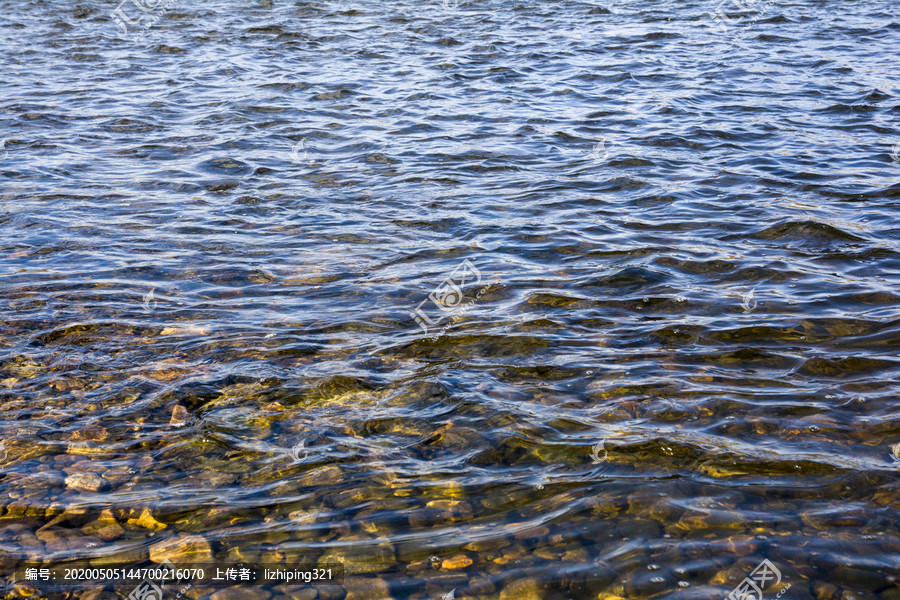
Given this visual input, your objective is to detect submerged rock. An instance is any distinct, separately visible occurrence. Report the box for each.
[500,577,545,600]
[149,534,213,563]
[441,554,473,570]
[81,509,124,541]
[814,582,842,600]
[127,507,168,531]
[342,577,394,600]
[64,472,104,492]
[170,404,191,426]
[210,588,270,600]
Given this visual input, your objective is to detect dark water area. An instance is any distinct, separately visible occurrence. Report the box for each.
[1,0,899,599]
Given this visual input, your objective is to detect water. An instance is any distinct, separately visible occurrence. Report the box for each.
[1,0,899,599]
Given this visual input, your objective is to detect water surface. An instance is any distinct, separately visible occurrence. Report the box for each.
[1,0,899,599]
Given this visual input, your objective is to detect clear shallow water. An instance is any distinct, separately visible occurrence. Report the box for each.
[1,0,899,599]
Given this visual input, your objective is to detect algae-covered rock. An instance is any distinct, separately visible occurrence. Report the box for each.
[623,566,673,597]
[814,582,842,600]
[500,577,545,600]
[342,577,394,600]
[81,511,124,541]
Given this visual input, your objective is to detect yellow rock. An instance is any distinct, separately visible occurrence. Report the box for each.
[127,508,167,531]
[500,577,544,600]
[425,499,460,509]
[441,554,473,570]
[361,522,379,534]
[66,443,113,456]
[12,582,40,597]
[170,404,191,426]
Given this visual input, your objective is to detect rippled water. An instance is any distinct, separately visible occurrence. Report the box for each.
[2,0,899,599]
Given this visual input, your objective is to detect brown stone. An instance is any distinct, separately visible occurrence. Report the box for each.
[814,582,842,600]
[316,585,345,600]
[343,577,393,600]
[170,404,191,426]
[71,425,109,442]
[93,522,124,541]
[881,587,900,600]
[89,548,149,566]
[500,577,545,600]
[724,534,764,557]
[78,586,108,600]
[65,473,104,492]
[210,588,270,600]
[272,586,317,600]
[149,534,213,564]
[183,586,214,600]
[82,509,124,540]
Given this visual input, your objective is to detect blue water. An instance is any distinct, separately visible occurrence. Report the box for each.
[1,0,899,598]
